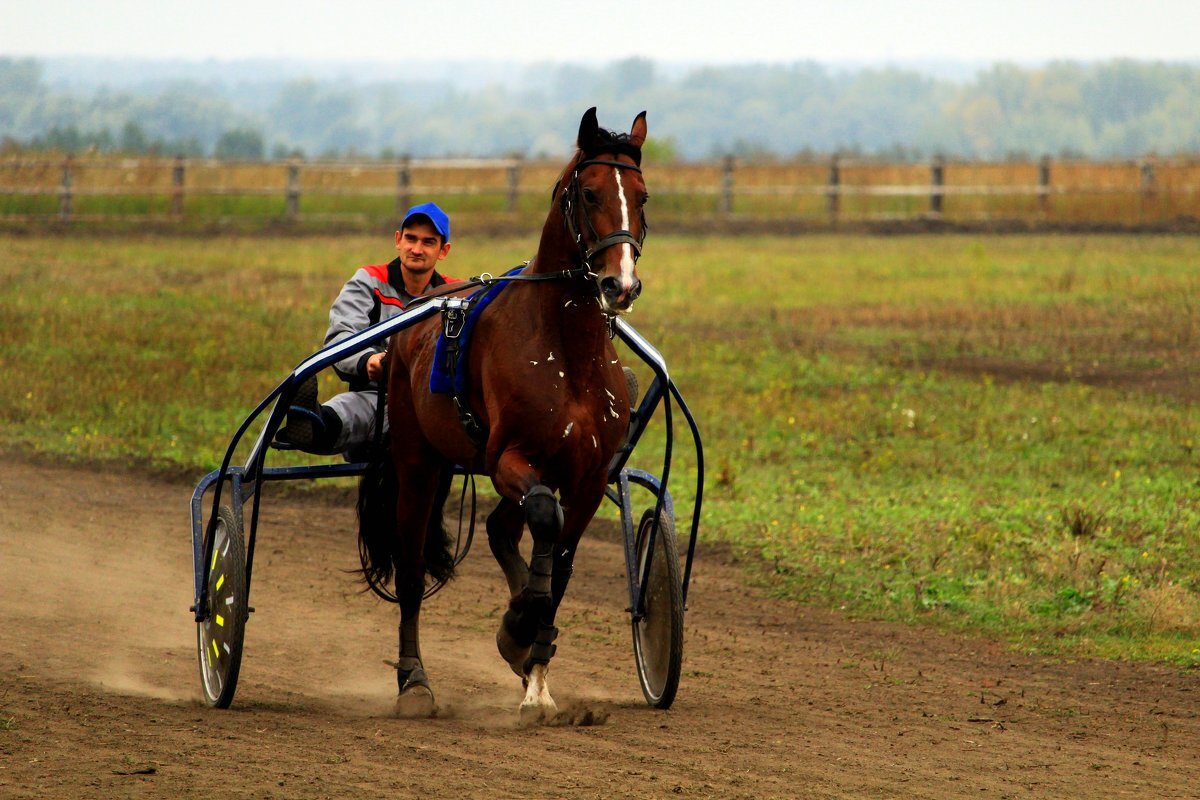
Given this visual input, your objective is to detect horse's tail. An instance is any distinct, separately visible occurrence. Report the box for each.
[356,453,457,599]
[356,451,399,599]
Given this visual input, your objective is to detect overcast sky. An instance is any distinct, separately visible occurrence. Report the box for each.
[3,0,1199,65]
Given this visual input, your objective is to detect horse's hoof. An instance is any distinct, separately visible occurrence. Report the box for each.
[394,684,435,718]
[496,625,530,678]
[393,664,435,718]
[519,698,557,725]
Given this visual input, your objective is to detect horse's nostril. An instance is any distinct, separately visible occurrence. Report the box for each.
[599,277,622,298]
[628,280,642,300]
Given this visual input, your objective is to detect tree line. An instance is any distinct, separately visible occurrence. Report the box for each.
[3,56,1200,161]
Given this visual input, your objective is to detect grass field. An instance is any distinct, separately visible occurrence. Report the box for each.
[1,232,1197,665]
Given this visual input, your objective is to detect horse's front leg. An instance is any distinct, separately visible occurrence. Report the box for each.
[516,483,564,721]
[487,497,529,601]
[520,528,583,722]
[494,462,605,721]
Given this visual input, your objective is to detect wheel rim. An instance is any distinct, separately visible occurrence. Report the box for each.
[196,508,246,707]
[632,509,683,707]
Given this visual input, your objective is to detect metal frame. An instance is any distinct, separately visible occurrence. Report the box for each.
[189,310,703,632]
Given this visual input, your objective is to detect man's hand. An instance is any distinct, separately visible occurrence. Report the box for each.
[366,352,387,381]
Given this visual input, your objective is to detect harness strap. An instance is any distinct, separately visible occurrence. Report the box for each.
[437,296,488,449]
[585,231,642,262]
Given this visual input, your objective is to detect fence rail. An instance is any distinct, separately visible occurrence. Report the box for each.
[3,154,1199,230]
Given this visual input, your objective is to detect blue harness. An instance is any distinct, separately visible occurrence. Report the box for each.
[428,266,524,444]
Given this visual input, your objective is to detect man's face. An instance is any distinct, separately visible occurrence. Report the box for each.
[394,220,450,274]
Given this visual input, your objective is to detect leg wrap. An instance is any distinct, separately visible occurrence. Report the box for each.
[524,624,559,671]
[399,619,421,661]
[551,547,576,605]
[395,621,428,693]
[528,539,555,598]
[523,485,563,537]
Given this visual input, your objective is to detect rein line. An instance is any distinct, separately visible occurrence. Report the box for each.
[403,264,595,314]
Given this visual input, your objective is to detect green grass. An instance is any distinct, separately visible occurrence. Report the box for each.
[1,232,1198,665]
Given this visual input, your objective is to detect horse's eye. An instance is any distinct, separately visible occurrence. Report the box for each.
[581,187,599,205]
[639,193,650,206]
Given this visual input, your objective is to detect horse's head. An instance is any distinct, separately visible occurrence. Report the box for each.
[560,107,649,316]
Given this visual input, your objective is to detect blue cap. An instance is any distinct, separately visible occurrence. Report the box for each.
[402,202,451,242]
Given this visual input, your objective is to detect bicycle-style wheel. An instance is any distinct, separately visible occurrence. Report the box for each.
[196,504,248,708]
[631,507,684,709]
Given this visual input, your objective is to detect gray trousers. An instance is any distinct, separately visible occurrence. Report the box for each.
[325,390,388,454]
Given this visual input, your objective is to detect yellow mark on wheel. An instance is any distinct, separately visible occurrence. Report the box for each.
[211,548,218,571]
[216,574,224,591]
[211,639,220,661]
[215,614,225,627]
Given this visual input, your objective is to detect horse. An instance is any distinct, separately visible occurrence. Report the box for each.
[357,107,649,720]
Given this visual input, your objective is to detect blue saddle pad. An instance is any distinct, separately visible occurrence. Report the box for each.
[429,267,522,396]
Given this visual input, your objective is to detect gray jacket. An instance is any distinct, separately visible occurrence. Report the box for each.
[324,257,454,391]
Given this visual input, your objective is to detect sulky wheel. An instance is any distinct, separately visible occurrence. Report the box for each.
[631,507,684,709]
[196,504,249,708]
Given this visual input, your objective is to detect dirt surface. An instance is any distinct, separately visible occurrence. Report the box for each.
[2,457,1198,799]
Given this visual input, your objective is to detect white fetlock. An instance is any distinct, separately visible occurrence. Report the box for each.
[518,663,556,722]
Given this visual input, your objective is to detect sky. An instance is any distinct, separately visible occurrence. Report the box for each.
[3,0,1199,65]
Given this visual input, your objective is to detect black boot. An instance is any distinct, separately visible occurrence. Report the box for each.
[276,376,325,451]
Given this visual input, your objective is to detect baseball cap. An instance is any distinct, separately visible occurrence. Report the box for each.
[401,202,451,242]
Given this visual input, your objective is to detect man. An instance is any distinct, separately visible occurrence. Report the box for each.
[278,202,456,456]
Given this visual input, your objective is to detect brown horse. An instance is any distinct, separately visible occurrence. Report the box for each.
[358,108,649,719]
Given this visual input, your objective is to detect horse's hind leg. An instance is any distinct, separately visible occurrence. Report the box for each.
[388,450,446,718]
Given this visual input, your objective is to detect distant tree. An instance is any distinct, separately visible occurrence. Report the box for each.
[271,142,306,160]
[215,128,265,160]
[11,55,1200,161]
[41,125,84,152]
[120,121,149,153]
[640,136,679,163]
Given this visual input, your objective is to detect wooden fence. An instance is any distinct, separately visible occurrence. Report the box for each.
[2,154,1199,231]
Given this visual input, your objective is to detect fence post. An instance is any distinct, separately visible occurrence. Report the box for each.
[930,156,945,217]
[718,155,734,216]
[286,160,300,221]
[395,156,411,217]
[1038,155,1051,217]
[506,157,521,213]
[826,155,840,224]
[171,155,185,219]
[1139,157,1156,217]
[58,155,73,221]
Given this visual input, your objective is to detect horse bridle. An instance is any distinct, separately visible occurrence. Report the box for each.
[560,155,649,275]
[404,151,649,315]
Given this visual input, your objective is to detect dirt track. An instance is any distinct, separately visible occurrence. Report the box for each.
[1,456,1198,799]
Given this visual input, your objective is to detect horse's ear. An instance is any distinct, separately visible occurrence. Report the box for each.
[629,111,648,149]
[577,107,600,152]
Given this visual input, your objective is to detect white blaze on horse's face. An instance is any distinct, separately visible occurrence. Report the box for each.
[614,169,636,289]
[591,162,645,316]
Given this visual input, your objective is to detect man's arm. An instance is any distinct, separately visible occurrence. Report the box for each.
[324,269,384,382]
